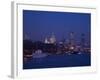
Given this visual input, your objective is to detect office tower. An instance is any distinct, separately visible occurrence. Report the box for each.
[69,32,75,46]
[81,33,85,48]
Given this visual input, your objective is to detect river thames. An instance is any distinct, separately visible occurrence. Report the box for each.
[23,53,90,69]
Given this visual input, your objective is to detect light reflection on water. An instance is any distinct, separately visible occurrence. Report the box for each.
[23,52,91,69]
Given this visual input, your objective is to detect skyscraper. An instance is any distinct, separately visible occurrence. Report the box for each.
[69,32,75,46]
[81,33,85,47]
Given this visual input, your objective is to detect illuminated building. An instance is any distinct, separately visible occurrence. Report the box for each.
[81,33,85,47]
[44,37,50,44]
[69,32,75,46]
[44,33,56,44]
[49,33,56,44]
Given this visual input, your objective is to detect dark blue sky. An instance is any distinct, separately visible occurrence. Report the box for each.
[23,10,91,42]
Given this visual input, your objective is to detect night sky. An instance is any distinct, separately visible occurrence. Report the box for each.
[23,10,91,43]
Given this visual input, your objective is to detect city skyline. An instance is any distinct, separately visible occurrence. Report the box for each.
[23,10,91,69]
[23,10,91,43]
[24,32,90,49]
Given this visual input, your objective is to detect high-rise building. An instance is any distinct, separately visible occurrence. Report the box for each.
[69,32,75,46]
[81,33,85,47]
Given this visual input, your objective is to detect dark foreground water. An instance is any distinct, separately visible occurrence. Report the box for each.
[23,53,91,69]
